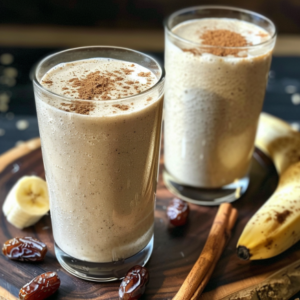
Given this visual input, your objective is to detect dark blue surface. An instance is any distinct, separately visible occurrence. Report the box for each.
[0,48,299,154]
[264,56,300,120]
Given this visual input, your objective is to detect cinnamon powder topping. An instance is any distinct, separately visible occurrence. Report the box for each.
[257,31,269,38]
[60,101,95,115]
[112,104,129,111]
[201,30,248,48]
[138,72,151,77]
[184,29,251,57]
[42,80,53,86]
[68,71,116,100]
[121,68,134,75]
[42,60,157,115]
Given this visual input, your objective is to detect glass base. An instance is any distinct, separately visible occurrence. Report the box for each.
[55,235,154,282]
[163,169,249,206]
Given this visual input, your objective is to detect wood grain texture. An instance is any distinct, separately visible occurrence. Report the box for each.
[0,286,17,300]
[199,269,279,300]
[0,144,300,299]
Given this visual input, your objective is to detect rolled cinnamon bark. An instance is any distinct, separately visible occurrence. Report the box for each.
[173,203,233,300]
[191,208,238,300]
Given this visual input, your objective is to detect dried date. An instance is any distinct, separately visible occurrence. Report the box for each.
[166,198,189,226]
[119,265,149,300]
[2,237,47,262]
[19,271,60,300]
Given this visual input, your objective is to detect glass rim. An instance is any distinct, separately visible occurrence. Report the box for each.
[164,5,277,50]
[33,45,165,104]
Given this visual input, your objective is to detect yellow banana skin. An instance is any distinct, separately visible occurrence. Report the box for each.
[237,113,300,260]
[237,162,300,260]
[255,113,300,175]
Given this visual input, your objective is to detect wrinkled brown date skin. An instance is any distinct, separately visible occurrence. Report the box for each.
[119,265,149,300]
[166,198,189,226]
[19,271,60,300]
[2,237,47,262]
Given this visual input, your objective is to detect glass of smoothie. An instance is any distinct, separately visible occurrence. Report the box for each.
[163,6,276,205]
[33,46,165,281]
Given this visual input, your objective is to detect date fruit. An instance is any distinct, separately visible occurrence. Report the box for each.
[119,265,149,300]
[166,198,189,226]
[19,271,60,300]
[2,237,47,262]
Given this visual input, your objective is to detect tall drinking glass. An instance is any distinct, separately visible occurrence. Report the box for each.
[163,6,276,205]
[33,46,165,281]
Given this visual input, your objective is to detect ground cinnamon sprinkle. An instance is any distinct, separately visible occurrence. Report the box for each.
[42,80,53,86]
[202,30,248,47]
[138,72,151,77]
[112,104,129,111]
[184,29,251,57]
[257,31,269,38]
[121,68,134,75]
[58,70,118,115]
[48,62,155,115]
[68,71,116,100]
[60,101,95,115]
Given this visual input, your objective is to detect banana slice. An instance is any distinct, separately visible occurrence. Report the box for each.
[2,176,49,229]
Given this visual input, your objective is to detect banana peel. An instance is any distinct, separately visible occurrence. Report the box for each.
[237,161,300,260]
[237,113,300,260]
[256,113,300,174]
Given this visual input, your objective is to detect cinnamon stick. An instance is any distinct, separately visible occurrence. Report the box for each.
[191,208,238,300]
[227,208,238,236]
[173,203,233,300]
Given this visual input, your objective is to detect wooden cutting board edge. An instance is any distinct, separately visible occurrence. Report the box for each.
[0,138,41,174]
[0,137,295,300]
[0,286,17,300]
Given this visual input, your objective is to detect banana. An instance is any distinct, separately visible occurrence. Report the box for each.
[256,112,300,174]
[237,161,300,260]
[2,176,49,229]
[237,113,300,260]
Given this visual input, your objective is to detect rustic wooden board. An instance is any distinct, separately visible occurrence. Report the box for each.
[0,144,300,300]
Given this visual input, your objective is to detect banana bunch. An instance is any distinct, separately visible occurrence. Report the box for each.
[2,176,49,229]
[237,113,300,260]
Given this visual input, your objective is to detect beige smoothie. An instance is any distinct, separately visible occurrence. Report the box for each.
[35,58,163,262]
[164,18,275,188]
